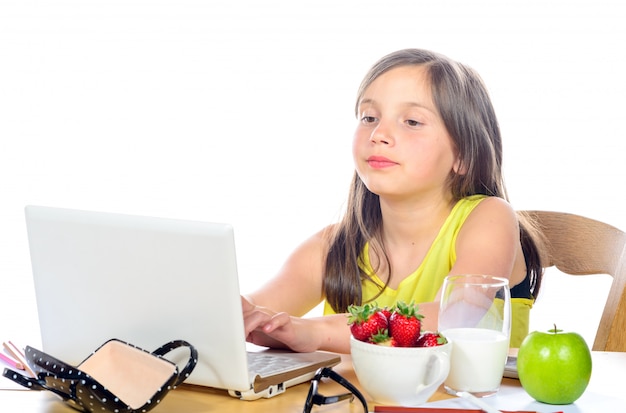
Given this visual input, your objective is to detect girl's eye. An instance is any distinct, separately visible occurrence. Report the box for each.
[406,119,422,127]
[361,116,377,124]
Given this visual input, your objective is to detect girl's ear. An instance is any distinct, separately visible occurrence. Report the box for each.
[453,156,467,175]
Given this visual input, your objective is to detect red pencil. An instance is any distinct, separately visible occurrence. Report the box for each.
[2,341,35,377]
[0,352,25,370]
[374,407,563,413]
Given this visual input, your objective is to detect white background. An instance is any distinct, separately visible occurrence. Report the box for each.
[1,0,624,350]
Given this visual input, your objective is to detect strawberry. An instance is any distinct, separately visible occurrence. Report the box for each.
[347,303,388,343]
[379,305,394,320]
[388,301,424,347]
[416,331,448,347]
[371,329,397,347]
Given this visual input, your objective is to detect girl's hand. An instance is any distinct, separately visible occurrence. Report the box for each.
[241,296,319,352]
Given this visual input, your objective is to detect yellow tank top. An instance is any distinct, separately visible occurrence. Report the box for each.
[323,194,533,347]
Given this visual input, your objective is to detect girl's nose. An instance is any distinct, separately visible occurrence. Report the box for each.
[370,122,394,145]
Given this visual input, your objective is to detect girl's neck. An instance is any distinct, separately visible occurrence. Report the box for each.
[378,194,456,248]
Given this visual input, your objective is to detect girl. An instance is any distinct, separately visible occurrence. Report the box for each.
[242,48,543,353]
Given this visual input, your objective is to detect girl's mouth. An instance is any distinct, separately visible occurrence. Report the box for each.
[367,156,397,169]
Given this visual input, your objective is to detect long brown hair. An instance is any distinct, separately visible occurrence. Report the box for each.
[323,49,543,313]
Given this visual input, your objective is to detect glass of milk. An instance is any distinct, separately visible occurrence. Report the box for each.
[438,275,511,397]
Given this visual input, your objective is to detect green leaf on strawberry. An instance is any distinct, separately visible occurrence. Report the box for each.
[347,303,389,343]
[371,329,397,347]
[416,331,448,347]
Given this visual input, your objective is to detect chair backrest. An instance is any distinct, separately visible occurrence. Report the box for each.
[522,210,626,351]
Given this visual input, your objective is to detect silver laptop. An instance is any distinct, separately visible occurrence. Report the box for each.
[24,205,340,400]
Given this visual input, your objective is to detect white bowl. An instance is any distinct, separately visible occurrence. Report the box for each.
[350,336,451,406]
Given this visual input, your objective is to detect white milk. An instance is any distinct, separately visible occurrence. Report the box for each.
[442,327,509,396]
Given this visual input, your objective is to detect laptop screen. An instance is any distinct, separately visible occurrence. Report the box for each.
[25,205,252,390]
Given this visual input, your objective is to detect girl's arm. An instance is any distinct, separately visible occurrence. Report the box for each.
[242,298,353,353]
[243,226,355,353]
[247,226,331,315]
[451,197,527,287]
[417,197,524,332]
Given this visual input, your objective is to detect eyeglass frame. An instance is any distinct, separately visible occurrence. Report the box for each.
[303,367,368,413]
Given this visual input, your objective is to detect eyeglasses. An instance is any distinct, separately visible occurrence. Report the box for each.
[303,367,368,413]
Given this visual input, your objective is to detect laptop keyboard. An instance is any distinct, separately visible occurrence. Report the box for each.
[247,352,310,377]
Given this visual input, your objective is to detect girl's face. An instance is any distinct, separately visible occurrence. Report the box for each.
[352,65,461,204]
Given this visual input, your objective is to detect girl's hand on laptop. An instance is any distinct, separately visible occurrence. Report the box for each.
[242,296,319,353]
[241,296,351,353]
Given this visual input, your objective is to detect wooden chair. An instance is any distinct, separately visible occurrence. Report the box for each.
[522,210,626,351]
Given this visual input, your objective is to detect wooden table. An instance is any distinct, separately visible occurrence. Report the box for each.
[2,352,625,412]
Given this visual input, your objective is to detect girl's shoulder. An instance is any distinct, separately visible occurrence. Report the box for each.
[463,195,518,229]
[448,195,510,224]
[472,195,515,213]
[305,223,341,251]
[457,194,510,208]
[318,223,339,241]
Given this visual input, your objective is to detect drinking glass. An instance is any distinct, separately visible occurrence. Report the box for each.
[438,274,511,397]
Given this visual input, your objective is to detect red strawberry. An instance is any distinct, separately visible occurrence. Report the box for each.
[416,331,448,347]
[388,301,424,347]
[379,306,394,320]
[347,303,388,343]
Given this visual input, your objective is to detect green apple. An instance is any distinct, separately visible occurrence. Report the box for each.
[517,326,592,404]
